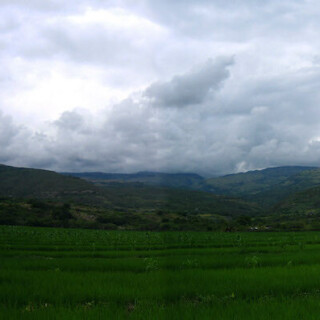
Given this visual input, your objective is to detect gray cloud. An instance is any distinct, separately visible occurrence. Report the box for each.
[54,111,84,131]
[2,1,320,176]
[128,0,320,41]
[0,112,20,148]
[144,57,233,107]
[2,57,320,176]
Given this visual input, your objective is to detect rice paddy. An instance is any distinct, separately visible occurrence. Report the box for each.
[2,225,320,319]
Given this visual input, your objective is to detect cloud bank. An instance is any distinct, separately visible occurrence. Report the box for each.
[2,58,320,176]
[1,1,320,176]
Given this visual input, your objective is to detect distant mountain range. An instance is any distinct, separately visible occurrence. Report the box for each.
[0,164,97,199]
[0,164,260,230]
[274,185,320,215]
[204,166,317,195]
[204,166,320,206]
[2,163,320,230]
[61,171,205,190]
[62,166,320,207]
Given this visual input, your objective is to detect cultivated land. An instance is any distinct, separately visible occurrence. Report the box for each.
[2,226,320,319]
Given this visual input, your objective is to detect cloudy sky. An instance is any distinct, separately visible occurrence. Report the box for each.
[1,0,320,176]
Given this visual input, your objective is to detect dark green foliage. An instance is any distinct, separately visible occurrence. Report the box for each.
[236,215,252,226]
[52,203,73,221]
[0,198,75,228]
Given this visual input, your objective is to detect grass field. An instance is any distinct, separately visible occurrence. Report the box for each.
[2,226,320,319]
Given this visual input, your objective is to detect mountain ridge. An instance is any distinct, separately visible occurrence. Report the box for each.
[61,170,205,190]
[0,164,260,230]
[62,166,320,207]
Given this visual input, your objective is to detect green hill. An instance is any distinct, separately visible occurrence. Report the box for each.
[204,166,317,195]
[62,166,320,209]
[204,166,319,206]
[273,185,320,216]
[61,171,204,190]
[263,185,320,230]
[0,164,97,199]
[244,168,320,207]
[0,164,260,231]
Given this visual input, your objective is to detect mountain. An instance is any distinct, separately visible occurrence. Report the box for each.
[62,166,320,208]
[61,171,204,190]
[0,164,97,199]
[273,185,320,215]
[270,185,320,231]
[203,166,319,206]
[0,164,260,231]
[63,167,320,206]
[244,168,320,207]
[204,166,317,195]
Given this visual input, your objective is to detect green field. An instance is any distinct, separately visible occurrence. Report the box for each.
[2,226,320,319]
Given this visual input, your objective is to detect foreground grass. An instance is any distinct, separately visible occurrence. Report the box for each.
[1,226,320,319]
[3,297,320,320]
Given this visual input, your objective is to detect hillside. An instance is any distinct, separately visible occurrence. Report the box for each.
[204,166,317,195]
[260,185,320,230]
[5,163,320,231]
[204,166,319,206]
[0,164,98,198]
[61,171,204,190]
[63,166,320,209]
[273,185,320,216]
[0,164,260,231]
[245,168,320,206]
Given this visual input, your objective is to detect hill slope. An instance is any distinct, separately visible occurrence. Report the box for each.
[0,164,98,198]
[273,185,320,216]
[0,164,261,230]
[63,166,320,208]
[204,166,319,206]
[61,171,204,190]
[245,168,320,206]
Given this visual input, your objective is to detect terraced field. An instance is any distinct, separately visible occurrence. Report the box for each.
[2,226,320,319]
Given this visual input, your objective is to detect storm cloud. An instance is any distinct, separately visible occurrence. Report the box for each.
[1,1,320,176]
[144,57,233,108]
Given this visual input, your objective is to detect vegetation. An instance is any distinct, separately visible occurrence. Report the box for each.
[274,185,320,216]
[251,168,320,206]
[64,166,320,209]
[3,164,320,317]
[204,166,319,205]
[62,171,204,190]
[205,166,317,192]
[0,165,262,231]
[2,226,320,319]
[0,164,97,198]
[4,164,320,230]
[0,196,261,231]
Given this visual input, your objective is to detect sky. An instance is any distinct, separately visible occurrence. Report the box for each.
[1,0,320,176]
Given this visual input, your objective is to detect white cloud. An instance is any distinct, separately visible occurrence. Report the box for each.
[1,1,320,175]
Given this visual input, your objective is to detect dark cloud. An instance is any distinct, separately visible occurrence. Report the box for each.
[144,57,233,107]
[1,1,320,175]
[0,112,20,151]
[54,111,84,131]
[2,57,320,176]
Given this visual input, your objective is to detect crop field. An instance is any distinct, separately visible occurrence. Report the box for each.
[2,226,320,319]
